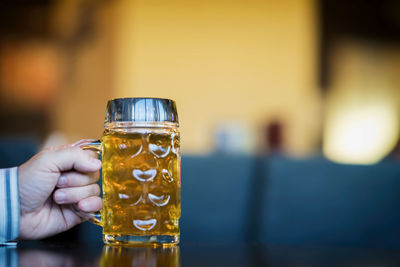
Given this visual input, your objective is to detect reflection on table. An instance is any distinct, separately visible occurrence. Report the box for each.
[4,241,400,267]
[100,245,180,267]
[5,243,180,267]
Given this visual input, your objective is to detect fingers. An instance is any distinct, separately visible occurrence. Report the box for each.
[77,196,102,212]
[53,184,100,205]
[42,145,101,173]
[57,171,100,188]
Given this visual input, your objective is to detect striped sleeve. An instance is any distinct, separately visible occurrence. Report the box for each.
[0,167,20,245]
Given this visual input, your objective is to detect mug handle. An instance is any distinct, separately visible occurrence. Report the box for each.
[72,139,103,226]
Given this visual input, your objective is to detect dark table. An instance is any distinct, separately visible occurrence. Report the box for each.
[2,241,400,266]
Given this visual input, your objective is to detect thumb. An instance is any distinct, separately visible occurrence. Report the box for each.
[43,145,102,173]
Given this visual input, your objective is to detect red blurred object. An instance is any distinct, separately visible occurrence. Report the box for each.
[264,120,283,154]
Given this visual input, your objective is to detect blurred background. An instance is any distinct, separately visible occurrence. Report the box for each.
[2,0,400,249]
[1,0,400,163]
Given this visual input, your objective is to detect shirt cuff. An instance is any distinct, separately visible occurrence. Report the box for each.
[0,167,20,245]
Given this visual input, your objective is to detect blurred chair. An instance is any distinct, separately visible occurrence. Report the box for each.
[259,156,400,249]
[181,154,255,243]
[0,138,38,168]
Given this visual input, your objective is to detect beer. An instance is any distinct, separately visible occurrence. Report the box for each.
[101,128,181,240]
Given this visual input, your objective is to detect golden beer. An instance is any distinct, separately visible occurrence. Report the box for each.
[101,127,181,242]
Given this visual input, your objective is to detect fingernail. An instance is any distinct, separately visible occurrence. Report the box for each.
[54,191,66,203]
[58,176,67,186]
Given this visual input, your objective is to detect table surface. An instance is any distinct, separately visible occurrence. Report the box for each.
[3,241,400,267]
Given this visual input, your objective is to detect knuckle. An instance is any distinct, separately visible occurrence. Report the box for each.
[75,148,92,161]
[62,143,75,149]
[68,146,88,161]
[83,149,97,159]
[43,146,57,152]
[41,144,76,158]
[53,144,73,153]
[68,145,82,154]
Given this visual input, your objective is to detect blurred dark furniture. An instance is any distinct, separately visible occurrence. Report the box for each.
[181,155,400,249]
[3,140,400,249]
[181,155,254,243]
[0,137,38,168]
[259,156,400,249]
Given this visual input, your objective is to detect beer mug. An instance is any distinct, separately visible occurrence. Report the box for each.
[76,98,181,246]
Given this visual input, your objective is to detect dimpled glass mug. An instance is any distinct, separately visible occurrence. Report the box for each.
[76,98,181,246]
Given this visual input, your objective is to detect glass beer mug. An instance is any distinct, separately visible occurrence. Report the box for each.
[76,98,181,246]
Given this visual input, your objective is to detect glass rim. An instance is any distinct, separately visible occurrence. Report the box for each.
[109,96,175,102]
[104,121,179,129]
[105,97,179,124]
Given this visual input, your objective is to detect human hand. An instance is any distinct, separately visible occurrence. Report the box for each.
[18,143,102,240]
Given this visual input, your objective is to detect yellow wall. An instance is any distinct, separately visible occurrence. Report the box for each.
[113,0,320,155]
[54,4,114,141]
